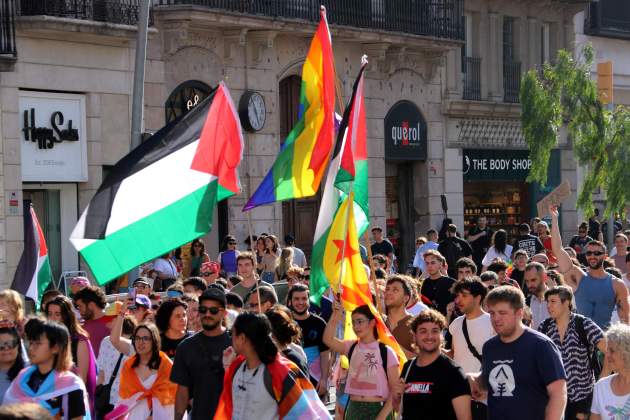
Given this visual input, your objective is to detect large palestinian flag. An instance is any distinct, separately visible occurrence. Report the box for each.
[12,204,53,304]
[70,82,243,285]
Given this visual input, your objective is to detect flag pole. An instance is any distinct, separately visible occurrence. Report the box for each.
[336,190,354,298]
[363,229,383,314]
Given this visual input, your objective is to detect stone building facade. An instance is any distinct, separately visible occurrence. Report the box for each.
[0,0,591,287]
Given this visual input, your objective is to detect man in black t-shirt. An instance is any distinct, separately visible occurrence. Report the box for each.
[420,250,456,316]
[394,309,471,420]
[467,216,493,272]
[288,284,330,397]
[569,222,593,266]
[371,226,395,266]
[171,289,231,420]
[512,223,544,258]
[438,224,473,278]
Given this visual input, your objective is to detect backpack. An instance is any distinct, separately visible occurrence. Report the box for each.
[348,341,389,380]
[539,314,602,378]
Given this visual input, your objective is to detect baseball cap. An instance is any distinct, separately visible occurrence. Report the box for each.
[134,295,151,308]
[199,287,227,307]
[201,261,220,275]
[133,277,151,287]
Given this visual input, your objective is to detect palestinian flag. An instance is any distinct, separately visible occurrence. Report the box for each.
[335,58,369,233]
[70,82,243,285]
[310,60,369,304]
[12,204,53,304]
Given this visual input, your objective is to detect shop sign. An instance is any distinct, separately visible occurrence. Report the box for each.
[384,100,427,161]
[462,149,532,181]
[19,91,88,182]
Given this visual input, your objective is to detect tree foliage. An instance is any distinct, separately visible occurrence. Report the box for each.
[521,44,630,216]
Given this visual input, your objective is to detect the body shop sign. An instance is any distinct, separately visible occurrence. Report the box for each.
[19,91,88,182]
[462,149,532,181]
[384,100,427,160]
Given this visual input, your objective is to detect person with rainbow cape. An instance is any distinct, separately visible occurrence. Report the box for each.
[3,317,90,420]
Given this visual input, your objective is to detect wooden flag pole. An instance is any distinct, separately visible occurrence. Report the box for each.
[363,229,383,314]
[244,210,262,314]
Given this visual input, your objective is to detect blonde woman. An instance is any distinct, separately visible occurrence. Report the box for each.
[275,247,295,281]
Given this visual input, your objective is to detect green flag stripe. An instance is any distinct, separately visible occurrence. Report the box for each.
[80,181,221,285]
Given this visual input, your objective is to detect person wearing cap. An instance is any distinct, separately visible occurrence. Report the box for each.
[129,294,152,324]
[284,234,307,268]
[132,277,152,296]
[171,288,231,420]
[199,261,220,285]
[536,221,556,264]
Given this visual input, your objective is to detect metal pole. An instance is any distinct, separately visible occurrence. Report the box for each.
[130,0,150,149]
[127,0,151,286]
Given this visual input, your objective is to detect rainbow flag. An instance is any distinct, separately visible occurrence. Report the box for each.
[326,193,407,368]
[243,7,335,210]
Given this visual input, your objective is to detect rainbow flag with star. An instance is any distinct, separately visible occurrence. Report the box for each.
[326,193,407,367]
[243,7,335,210]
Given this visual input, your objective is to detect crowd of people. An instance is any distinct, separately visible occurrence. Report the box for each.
[0,206,629,419]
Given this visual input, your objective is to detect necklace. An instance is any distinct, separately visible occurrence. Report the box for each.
[237,363,260,392]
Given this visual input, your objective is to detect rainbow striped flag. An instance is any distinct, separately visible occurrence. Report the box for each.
[243,7,335,210]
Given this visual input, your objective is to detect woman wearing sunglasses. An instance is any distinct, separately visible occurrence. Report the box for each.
[189,239,210,277]
[4,318,89,419]
[218,235,240,278]
[108,302,177,420]
[0,327,26,400]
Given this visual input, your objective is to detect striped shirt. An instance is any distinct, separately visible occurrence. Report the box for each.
[538,313,604,402]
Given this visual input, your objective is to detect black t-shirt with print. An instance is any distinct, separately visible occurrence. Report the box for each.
[513,234,544,258]
[400,354,470,420]
[27,369,86,418]
[371,239,395,257]
[161,331,193,360]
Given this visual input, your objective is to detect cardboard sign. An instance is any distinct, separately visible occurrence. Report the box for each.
[537,180,572,217]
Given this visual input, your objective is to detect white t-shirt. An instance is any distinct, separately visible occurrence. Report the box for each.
[97,337,134,406]
[448,313,495,374]
[407,300,429,316]
[482,245,513,267]
[152,257,178,278]
[231,364,278,420]
[591,374,630,418]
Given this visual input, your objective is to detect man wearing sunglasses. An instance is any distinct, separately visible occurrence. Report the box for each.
[171,288,231,420]
[550,206,629,328]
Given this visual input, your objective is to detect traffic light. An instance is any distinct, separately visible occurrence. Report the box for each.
[597,61,613,105]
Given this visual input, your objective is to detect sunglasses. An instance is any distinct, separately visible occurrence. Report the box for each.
[301,275,310,280]
[228,242,237,245]
[0,339,18,351]
[585,251,605,257]
[201,272,215,277]
[133,335,152,343]
[198,306,222,315]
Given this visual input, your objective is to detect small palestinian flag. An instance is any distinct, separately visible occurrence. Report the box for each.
[70,82,243,285]
[12,204,53,304]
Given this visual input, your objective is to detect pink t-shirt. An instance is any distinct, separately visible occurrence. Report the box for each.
[343,340,399,399]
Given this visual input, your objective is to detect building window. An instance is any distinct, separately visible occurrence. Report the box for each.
[503,17,515,62]
[503,16,520,103]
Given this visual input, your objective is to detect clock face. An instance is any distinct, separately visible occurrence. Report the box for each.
[247,92,266,132]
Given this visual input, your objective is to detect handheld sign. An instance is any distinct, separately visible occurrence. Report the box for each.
[537,180,571,217]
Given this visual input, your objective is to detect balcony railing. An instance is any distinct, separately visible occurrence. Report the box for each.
[463,56,481,100]
[155,0,465,41]
[503,61,521,103]
[19,0,146,26]
[0,0,16,55]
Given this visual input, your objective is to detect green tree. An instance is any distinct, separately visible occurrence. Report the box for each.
[520,44,630,216]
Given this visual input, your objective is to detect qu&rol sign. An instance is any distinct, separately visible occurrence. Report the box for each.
[384,100,427,161]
